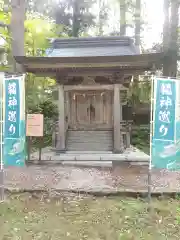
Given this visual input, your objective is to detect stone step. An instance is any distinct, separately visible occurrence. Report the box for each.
[67,140,112,143]
[65,151,113,154]
[62,161,112,167]
[67,146,113,150]
[68,131,112,134]
[67,130,113,151]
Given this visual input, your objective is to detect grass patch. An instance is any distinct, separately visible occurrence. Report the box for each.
[0,194,180,239]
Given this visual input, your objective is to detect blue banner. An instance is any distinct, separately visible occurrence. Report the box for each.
[4,76,26,166]
[152,78,177,169]
[5,79,20,139]
[153,79,176,141]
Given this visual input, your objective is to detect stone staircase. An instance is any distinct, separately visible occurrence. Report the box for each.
[66,130,113,151]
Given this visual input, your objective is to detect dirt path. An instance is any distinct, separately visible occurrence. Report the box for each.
[3,164,180,193]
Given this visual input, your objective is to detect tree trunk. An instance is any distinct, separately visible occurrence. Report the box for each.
[120,0,126,36]
[11,0,25,72]
[135,0,141,46]
[72,0,80,37]
[168,0,179,77]
[163,0,170,76]
[98,0,104,36]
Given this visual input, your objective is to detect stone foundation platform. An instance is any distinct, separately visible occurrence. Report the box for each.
[30,146,149,167]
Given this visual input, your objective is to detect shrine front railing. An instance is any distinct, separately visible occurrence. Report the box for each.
[52,120,133,150]
[120,120,133,148]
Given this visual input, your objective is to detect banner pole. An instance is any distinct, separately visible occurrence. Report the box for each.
[148,75,154,204]
[0,73,4,202]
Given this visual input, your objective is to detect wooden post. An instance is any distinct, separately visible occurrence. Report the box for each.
[126,124,131,148]
[56,85,66,152]
[38,137,43,162]
[113,84,123,153]
[120,101,123,121]
[27,136,31,163]
[65,91,70,129]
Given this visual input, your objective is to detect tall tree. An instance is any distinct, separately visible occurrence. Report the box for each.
[115,0,142,43]
[163,0,179,77]
[11,0,25,72]
[55,0,96,37]
[163,0,170,76]
[0,0,59,108]
[97,0,109,36]
[134,0,141,46]
[120,0,126,35]
[26,0,54,15]
[169,0,179,77]
[0,0,10,67]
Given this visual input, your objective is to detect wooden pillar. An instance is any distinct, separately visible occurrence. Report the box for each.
[120,102,123,121]
[56,85,66,152]
[113,84,123,153]
[126,125,131,148]
[65,91,69,127]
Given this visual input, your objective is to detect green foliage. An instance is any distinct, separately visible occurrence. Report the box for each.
[0,0,12,70]
[128,75,151,106]
[28,99,58,148]
[25,16,62,56]
[23,16,59,125]
[176,207,180,224]
[25,74,56,113]
[0,1,60,148]
[132,125,150,154]
[28,99,58,119]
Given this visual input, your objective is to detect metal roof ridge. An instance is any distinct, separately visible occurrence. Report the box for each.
[52,36,132,42]
[52,36,134,48]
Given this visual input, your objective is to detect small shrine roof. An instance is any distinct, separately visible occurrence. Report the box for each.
[46,36,140,58]
[14,36,164,75]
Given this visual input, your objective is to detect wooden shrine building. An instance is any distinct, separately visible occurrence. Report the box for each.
[15,36,164,153]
